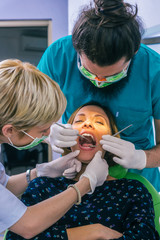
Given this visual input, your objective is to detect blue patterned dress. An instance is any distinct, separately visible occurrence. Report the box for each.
[6,177,159,240]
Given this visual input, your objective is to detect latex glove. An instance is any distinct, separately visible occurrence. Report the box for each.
[36,150,81,179]
[100,135,146,170]
[80,151,109,194]
[45,123,79,154]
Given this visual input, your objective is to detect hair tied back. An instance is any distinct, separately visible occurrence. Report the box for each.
[98,3,123,14]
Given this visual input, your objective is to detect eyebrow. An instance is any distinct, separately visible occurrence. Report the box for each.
[76,113,108,122]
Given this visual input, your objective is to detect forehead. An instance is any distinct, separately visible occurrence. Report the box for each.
[80,54,127,76]
[75,105,109,121]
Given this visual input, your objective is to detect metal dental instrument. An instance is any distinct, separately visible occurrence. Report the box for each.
[112,124,133,137]
[89,124,133,148]
[55,122,89,141]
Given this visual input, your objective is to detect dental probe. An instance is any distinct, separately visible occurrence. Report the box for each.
[55,122,89,141]
[112,124,133,137]
[89,124,133,148]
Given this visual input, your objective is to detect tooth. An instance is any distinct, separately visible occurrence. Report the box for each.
[82,133,94,140]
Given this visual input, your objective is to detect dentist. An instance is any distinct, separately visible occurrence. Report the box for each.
[0,59,108,238]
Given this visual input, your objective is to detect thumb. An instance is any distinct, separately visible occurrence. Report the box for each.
[64,150,80,161]
[94,151,102,158]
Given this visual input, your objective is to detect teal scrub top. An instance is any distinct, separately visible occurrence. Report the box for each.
[38,35,160,191]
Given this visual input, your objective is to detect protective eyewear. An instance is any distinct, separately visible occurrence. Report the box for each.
[77,55,130,84]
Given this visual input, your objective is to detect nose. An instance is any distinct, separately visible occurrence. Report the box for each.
[95,76,106,81]
[82,120,94,129]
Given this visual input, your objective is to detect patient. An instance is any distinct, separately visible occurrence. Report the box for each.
[6,103,159,240]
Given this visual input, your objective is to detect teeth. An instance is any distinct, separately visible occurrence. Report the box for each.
[82,133,94,140]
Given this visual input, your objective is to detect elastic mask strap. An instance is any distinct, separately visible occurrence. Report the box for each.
[21,130,35,140]
[8,137,14,146]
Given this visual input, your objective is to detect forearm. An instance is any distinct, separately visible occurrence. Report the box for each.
[144,143,160,168]
[9,177,90,239]
[6,169,37,196]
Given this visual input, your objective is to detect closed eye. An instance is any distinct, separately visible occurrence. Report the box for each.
[96,121,104,125]
[75,120,83,123]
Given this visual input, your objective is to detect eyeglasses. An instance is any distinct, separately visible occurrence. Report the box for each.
[77,55,131,83]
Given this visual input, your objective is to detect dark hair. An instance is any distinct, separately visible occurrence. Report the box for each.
[72,0,144,66]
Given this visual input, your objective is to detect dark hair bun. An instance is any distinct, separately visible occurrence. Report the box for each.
[94,0,138,27]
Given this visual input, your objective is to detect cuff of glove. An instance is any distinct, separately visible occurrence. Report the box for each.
[136,150,147,170]
[80,173,96,194]
[36,163,45,177]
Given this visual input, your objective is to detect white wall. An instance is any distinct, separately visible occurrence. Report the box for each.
[68,0,160,33]
[68,0,160,53]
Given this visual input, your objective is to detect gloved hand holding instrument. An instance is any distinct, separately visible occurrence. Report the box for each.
[46,122,90,154]
[100,124,146,170]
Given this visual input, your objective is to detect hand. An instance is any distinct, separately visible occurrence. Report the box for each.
[36,150,81,179]
[80,151,108,193]
[100,135,146,170]
[67,223,123,240]
[45,123,79,154]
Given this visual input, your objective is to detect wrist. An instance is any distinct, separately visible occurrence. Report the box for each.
[75,177,91,196]
[30,168,37,181]
[136,150,146,170]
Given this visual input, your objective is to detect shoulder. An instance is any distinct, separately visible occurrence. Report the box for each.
[48,35,74,53]
[121,178,153,199]
[136,44,160,63]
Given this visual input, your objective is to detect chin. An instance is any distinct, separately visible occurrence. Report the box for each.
[76,152,94,163]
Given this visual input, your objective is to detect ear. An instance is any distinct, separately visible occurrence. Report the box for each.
[2,124,15,137]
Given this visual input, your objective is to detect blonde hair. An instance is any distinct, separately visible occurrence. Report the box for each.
[0,59,66,133]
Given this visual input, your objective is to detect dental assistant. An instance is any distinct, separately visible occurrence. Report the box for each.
[0,59,108,238]
[38,0,160,191]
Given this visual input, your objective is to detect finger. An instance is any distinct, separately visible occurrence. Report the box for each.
[100,140,124,150]
[100,144,123,158]
[63,172,76,179]
[63,167,76,178]
[58,127,79,137]
[74,160,82,172]
[101,135,127,145]
[64,150,80,160]
[112,156,126,167]
[95,151,102,157]
[52,145,64,154]
[54,140,77,148]
[55,134,78,142]
[63,165,76,174]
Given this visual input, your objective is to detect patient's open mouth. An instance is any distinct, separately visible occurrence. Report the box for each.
[79,133,96,148]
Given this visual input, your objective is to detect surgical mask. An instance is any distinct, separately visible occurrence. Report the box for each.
[77,55,130,88]
[8,130,48,150]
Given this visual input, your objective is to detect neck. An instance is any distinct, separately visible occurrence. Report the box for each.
[73,163,116,182]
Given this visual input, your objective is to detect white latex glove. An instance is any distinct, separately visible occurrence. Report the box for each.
[100,135,146,170]
[80,151,109,194]
[36,150,81,179]
[45,123,79,154]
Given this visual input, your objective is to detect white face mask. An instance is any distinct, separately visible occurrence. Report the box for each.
[8,130,48,150]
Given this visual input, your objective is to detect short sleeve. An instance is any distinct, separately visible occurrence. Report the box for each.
[150,51,160,119]
[0,162,10,187]
[0,184,27,233]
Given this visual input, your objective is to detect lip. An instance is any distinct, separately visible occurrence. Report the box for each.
[78,131,97,150]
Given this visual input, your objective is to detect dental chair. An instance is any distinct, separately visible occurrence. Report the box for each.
[109,165,160,236]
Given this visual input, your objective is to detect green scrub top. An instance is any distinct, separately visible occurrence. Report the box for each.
[38,35,160,192]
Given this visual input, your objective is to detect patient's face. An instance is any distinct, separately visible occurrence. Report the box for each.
[71,105,111,163]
